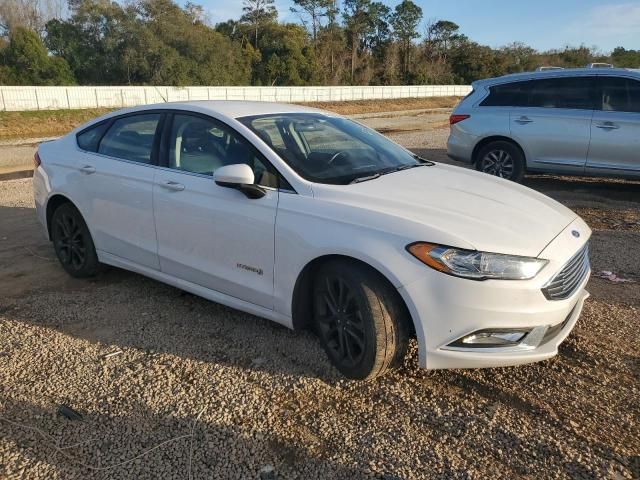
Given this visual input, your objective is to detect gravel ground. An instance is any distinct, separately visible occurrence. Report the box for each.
[1,124,639,479]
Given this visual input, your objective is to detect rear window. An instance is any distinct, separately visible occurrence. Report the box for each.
[76,122,109,152]
[480,81,531,107]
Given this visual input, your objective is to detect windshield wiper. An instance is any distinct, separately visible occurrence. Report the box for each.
[395,163,426,172]
[349,173,382,184]
[348,161,430,184]
[413,154,435,165]
[380,163,429,176]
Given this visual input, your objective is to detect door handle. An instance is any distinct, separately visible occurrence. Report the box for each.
[595,122,619,130]
[160,181,185,191]
[79,165,96,174]
[515,116,533,125]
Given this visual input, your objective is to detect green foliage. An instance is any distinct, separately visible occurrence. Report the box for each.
[44,0,252,86]
[0,26,74,85]
[0,0,636,87]
[611,47,640,68]
[253,22,313,85]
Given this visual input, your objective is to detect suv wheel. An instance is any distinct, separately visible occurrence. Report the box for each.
[313,261,409,380]
[476,141,525,183]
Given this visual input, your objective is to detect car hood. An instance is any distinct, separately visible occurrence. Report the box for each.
[314,164,578,257]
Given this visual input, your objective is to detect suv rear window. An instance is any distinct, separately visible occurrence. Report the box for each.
[481,81,531,107]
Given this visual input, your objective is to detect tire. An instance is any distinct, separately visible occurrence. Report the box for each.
[313,260,410,380]
[476,141,525,183]
[51,203,101,278]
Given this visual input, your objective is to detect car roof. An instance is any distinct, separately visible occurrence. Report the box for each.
[473,68,640,87]
[130,100,333,119]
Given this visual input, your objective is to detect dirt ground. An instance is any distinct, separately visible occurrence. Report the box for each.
[0,117,639,479]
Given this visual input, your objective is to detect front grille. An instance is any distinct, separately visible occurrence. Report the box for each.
[542,244,590,301]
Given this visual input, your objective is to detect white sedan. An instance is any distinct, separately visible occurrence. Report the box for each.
[33,101,591,379]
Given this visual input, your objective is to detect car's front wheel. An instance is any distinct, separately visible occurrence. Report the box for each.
[476,141,525,182]
[313,260,409,380]
[51,203,101,278]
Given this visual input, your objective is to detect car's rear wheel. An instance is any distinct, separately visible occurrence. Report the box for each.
[476,141,525,183]
[313,260,409,380]
[51,203,101,278]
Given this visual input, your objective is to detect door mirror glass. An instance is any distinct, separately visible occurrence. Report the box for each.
[214,163,255,186]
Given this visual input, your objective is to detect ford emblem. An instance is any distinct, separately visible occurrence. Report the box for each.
[571,230,580,238]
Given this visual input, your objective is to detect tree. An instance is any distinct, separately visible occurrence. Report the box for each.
[241,0,277,49]
[253,22,312,85]
[425,20,464,60]
[0,0,64,37]
[343,0,391,83]
[611,47,640,68]
[498,42,537,74]
[46,0,252,86]
[290,0,334,44]
[1,26,74,84]
[390,0,422,80]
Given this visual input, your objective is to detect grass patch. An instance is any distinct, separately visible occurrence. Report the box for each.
[0,97,460,140]
[0,108,113,139]
[303,96,461,115]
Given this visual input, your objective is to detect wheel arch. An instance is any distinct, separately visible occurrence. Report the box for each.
[45,194,74,240]
[291,254,417,337]
[472,136,527,168]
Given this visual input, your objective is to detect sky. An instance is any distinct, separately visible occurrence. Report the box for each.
[204,0,640,53]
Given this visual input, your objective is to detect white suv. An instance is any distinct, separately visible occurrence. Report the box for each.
[447,68,640,182]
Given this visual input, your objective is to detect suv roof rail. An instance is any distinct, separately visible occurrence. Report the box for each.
[586,63,614,69]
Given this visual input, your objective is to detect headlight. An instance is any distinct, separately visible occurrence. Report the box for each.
[406,242,548,280]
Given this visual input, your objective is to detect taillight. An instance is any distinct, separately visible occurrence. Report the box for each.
[449,114,470,125]
[33,152,42,168]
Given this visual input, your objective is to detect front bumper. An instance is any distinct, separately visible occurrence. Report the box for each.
[399,217,591,370]
[428,289,588,369]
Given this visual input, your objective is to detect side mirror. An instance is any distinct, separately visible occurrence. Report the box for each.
[214,164,265,199]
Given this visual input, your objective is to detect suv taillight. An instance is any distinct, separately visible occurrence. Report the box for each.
[449,114,470,125]
[33,152,42,168]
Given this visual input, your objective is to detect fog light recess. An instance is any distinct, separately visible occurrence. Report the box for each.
[448,329,531,349]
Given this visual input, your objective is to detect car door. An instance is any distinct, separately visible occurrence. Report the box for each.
[586,75,640,176]
[70,112,163,270]
[509,76,595,173]
[152,112,279,309]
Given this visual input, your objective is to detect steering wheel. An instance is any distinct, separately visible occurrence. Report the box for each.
[328,151,349,165]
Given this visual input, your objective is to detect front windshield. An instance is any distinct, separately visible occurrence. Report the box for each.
[238,113,426,185]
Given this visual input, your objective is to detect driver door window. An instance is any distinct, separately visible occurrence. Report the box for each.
[167,114,278,188]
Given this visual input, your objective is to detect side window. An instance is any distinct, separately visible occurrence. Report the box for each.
[480,81,531,107]
[98,114,161,164]
[168,114,278,188]
[600,77,640,113]
[528,77,594,110]
[77,122,109,152]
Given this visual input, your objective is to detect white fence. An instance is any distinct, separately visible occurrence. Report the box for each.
[0,85,472,111]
